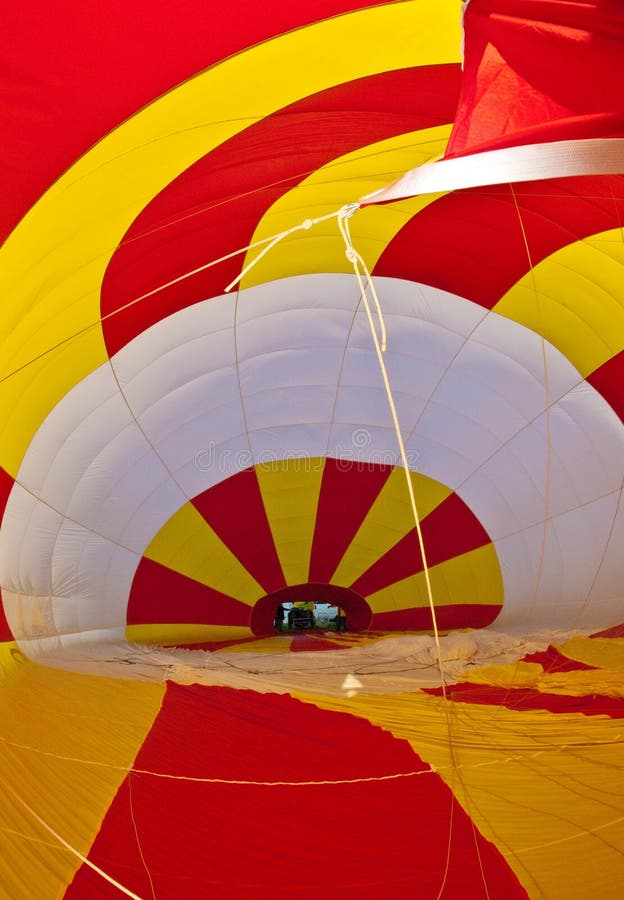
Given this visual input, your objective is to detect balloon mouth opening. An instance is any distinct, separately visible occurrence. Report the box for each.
[250,584,373,636]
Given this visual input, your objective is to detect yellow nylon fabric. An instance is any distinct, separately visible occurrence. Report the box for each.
[125,623,253,645]
[144,502,264,603]
[556,636,624,671]
[330,468,451,585]
[461,655,624,698]
[366,543,503,612]
[494,230,624,377]
[0,647,163,899]
[297,688,624,899]
[256,458,326,585]
[240,126,451,289]
[0,1,461,477]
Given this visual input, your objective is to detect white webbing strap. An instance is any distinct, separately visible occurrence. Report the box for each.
[361,137,624,205]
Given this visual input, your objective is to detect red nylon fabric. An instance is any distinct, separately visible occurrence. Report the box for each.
[371,603,501,633]
[588,350,624,423]
[374,175,624,312]
[1,0,384,242]
[65,684,527,898]
[446,0,624,158]
[425,684,624,718]
[308,459,393,583]
[522,645,597,673]
[127,557,253,628]
[100,66,460,354]
[592,623,624,639]
[192,468,286,596]
[351,492,492,598]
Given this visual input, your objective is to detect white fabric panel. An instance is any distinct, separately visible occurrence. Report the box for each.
[460,395,624,540]
[413,400,504,467]
[15,363,178,545]
[494,491,624,631]
[113,292,236,387]
[137,367,241,445]
[236,272,360,323]
[0,484,61,598]
[16,627,127,658]
[2,273,624,644]
[332,386,427,450]
[339,345,444,399]
[248,424,331,463]
[3,592,57,642]
[239,346,344,392]
[245,385,337,431]
[17,363,126,505]
[469,312,581,411]
[50,522,138,633]
[174,434,253,496]
[117,478,188,552]
[148,372,245,469]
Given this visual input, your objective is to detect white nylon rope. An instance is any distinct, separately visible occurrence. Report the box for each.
[335,204,448,698]
[223,207,345,293]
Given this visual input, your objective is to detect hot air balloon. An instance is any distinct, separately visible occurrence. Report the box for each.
[1,1,623,896]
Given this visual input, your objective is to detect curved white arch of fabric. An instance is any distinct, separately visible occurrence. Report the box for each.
[1,274,623,646]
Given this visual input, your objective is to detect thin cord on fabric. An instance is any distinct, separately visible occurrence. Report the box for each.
[0,774,145,899]
[128,773,157,900]
[336,204,447,699]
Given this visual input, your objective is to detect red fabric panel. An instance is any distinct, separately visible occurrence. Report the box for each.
[351,492,491,598]
[592,623,624,638]
[372,603,501,632]
[66,684,527,898]
[289,633,345,652]
[1,0,386,242]
[587,349,624,423]
[308,460,392,582]
[100,65,460,354]
[446,0,624,158]
[0,591,12,643]
[0,468,15,641]
[522,645,597,673]
[192,468,286,595]
[374,175,624,310]
[0,467,14,522]
[425,683,624,719]
[168,636,261,651]
[127,557,252,627]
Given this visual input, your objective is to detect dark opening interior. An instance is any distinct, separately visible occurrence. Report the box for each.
[250,583,373,636]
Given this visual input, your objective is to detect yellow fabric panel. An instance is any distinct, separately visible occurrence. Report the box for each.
[462,657,624,698]
[299,689,624,899]
[125,623,252,645]
[0,1,461,477]
[331,468,451,586]
[0,651,163,899]
[240,126,451,289]
[536,669,624,699]
[461,660,545,688]
[255,458,326,585]
[144,502,263,604]
[556,635,624,671]
[494,230,624,378]
[365,543,502,612]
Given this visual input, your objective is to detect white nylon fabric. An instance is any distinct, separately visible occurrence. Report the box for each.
[1,274,623,645]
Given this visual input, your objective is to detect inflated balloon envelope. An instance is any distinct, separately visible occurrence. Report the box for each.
[0,1,623,897]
